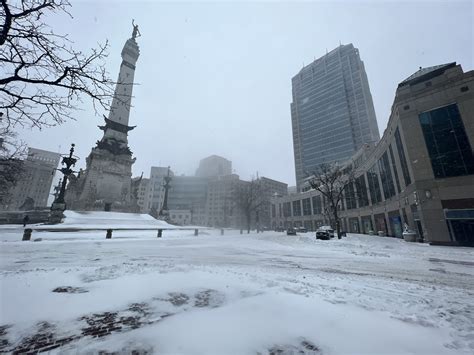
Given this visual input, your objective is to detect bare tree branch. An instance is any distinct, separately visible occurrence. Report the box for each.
[0,116,27,204]
[233,178,269,233]
[308,163,356,239]
[0,0,116,129]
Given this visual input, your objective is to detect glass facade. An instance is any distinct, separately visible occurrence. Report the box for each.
[345,182,357,209]
[283,202,291,217]
[367,164,382,204]
[419,103,474,178]
[312,195,322,214]
[292,200,302,216]
[291,44,380,188]
[388,144,401,193]
[355,175,369,207]
[361,216,373,234]
[394,127,411,186]
[378,151,396,200]
[302,198,312,216]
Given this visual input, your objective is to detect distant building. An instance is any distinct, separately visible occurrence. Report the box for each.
[144,167,173,214]
[205,174,243,228]
[204,174,287,229]
[195,155,232,178]
[168,175,209,225]
[291,43,380,190]
[169,209,192,226]
[136,155,287,229]
[257,177,288,229]
[287,186,298,195]
[1,147,60,210]
[136,178,149,212]
[273,62,474,246]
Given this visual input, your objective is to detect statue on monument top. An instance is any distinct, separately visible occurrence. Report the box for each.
[132,19,141,39]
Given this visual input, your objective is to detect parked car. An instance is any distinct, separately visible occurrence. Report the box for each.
[297,227,307,233]
[315,226,335,240]
[286,227,297,236]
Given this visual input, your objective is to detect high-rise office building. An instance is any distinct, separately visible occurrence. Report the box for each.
[291,43,380,190]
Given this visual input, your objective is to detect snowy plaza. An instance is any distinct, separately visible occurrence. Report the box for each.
[1,227,473,354]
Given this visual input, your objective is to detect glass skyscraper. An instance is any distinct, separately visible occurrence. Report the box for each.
[291,44,380,190]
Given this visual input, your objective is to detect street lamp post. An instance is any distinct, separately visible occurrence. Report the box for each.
[158,166,171,222]
[50,178,62,202]
[49,144,78,224]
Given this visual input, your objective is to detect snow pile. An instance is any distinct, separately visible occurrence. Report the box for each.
[35,210,181,230]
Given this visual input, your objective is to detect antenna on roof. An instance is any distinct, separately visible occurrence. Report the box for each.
[339,40,342,46]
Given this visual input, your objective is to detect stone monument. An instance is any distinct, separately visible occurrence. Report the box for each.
[66,22,141,212]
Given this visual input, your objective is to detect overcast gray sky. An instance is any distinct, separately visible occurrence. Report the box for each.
[17,0,473,186]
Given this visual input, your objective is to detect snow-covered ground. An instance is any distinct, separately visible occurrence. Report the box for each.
[1,227,473,354]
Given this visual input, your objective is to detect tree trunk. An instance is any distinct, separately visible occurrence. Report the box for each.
[246,213,251,234]
[333,209,341,239]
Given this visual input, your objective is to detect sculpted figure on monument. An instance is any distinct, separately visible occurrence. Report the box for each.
[132,20,141,39]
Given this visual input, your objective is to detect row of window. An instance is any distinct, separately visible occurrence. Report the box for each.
[275,196,323,218]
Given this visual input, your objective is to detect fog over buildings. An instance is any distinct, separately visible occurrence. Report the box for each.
[15,1,473,187]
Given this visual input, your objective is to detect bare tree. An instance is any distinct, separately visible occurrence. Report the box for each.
[0,0,115,129]
[233,179,267,233]
[308,163,356,239]
[0,115,26,205]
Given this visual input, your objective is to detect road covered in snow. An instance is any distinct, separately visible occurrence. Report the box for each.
[0,228,473,354]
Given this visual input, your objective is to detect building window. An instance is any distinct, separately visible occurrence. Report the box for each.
[271,204,276,218]
[367,164,382,204]
[344,182,357,209]
[292,200,302,216]
[302,198,311,216]
[378,151,396,200]
[394,127,411,186]
[355,175,369,207]
[312,195,322,215]
[419,103,474,178]
[388,144,401,193]
[283,202,291,217]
